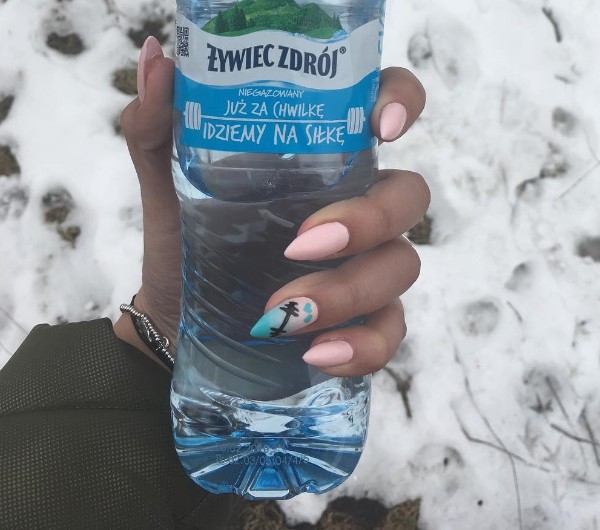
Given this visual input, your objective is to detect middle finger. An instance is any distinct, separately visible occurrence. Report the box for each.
[284,169,430,261]
[250,237,420,338]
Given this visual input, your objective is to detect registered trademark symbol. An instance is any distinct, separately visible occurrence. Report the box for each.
[340,47,347,54]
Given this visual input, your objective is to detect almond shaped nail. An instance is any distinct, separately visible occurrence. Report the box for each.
[303,340,354,367]
[380,102,408,141]
[284,222,350,261]
[137,36,164,103]
[250,297,318,338]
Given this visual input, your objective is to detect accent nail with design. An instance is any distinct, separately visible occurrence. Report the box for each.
[250,297,318,338]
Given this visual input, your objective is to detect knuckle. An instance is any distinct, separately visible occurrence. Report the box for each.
[389,299,408,344]
[372,199,398,240]
[380,67,426,109]
[405,242,422,284]
[366,330,393,373]
[399,318,408,342]
[393,239,421,289]
[119,102,138,140]
[402,322,408,342]
[341,277,370,316]
[375,328,392,358]
[402,68,427,109]
[412,76,427,109]
[415,173,432,211]
[389,296,404,318]
[405,171,431,212]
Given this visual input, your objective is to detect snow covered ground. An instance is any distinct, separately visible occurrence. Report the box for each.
[1,0,600,528]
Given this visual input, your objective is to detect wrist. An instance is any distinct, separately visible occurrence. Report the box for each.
[113,291,178,372]
[114,312,170,371]
[135,288,179,348]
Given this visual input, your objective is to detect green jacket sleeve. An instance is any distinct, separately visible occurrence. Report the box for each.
[0,318,235,530]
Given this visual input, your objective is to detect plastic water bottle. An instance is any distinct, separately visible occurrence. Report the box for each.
[170,0,386,500]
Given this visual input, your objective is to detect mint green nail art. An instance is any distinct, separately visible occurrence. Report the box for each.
[250,297,318,338]
[303,303,313,323]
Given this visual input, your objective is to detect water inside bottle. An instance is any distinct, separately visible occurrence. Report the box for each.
[171,0,384,498]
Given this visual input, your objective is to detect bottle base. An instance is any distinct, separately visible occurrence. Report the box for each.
[177,435,361,500]
[171,379,370,500]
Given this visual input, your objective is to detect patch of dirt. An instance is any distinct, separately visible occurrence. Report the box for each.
[128,18,169,48]
[315,497,388,530]
[0,184,28,221]
[539,143,569,179]
[0,95,14,124]
[57,225,81,247]
[113,114,123,136]
[228,497,421,530]
[42,187,74,224]
[113,68,138,95]
[458,299,501,336]
[0,145,20,177]
[552,107,577,135]
[407,215,432,245]
[577,237,600,262]
[228,500,289,530]
[380,499,420,530]
[41,187,81,247]
[47,32,85,55]
[407,33,432,69]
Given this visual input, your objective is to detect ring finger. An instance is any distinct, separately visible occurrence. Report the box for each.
[250,236,419,338]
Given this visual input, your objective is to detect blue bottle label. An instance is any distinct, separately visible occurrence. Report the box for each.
[174,12,383,154]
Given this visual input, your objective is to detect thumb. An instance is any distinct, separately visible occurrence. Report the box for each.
[371,67,426,143]
[121,37,175,152]
[119,37,182,338]
[120,37,179,231]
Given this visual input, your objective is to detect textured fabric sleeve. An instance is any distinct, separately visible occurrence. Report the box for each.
[0,318,235,530]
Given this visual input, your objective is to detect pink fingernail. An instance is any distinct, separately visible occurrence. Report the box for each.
[303,341,354,367]
[137,36,164,103]
[380,102,408,141]
[284,222,350,261]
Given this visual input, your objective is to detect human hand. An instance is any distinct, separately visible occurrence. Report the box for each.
[114,37,429,376]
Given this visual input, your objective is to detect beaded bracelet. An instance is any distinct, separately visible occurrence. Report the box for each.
[120,296,175,370]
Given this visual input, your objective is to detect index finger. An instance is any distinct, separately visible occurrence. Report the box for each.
[371,67,426,142]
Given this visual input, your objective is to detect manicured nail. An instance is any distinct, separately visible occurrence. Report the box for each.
[284,222,350,261]
[303,340,354,367]
[250,297,318,338]
[137,36,164,103]
[380,102,408,141]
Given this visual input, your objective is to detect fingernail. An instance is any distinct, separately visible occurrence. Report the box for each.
[284,222,350,261]
[250,297,318,338]
[380,102,408,141]
[303,340,354,367]
[138,36,164,103]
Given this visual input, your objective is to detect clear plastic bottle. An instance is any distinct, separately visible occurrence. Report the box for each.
[171,0,386,500]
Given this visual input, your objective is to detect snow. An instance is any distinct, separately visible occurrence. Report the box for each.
[1,0,600,528]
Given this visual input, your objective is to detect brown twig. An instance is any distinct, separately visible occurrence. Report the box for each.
[542,7,562,43]
[382,367,413,419]
[458,422,541,469]
[581,409,600,467]
[0,304,27,334]
[545,377,568,420]
[558,161,600,199]
[551,423,599,447]
[545,376,589,468]
[445,313,524,527]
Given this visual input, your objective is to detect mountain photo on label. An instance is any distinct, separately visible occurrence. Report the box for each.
[203,0,345,39]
